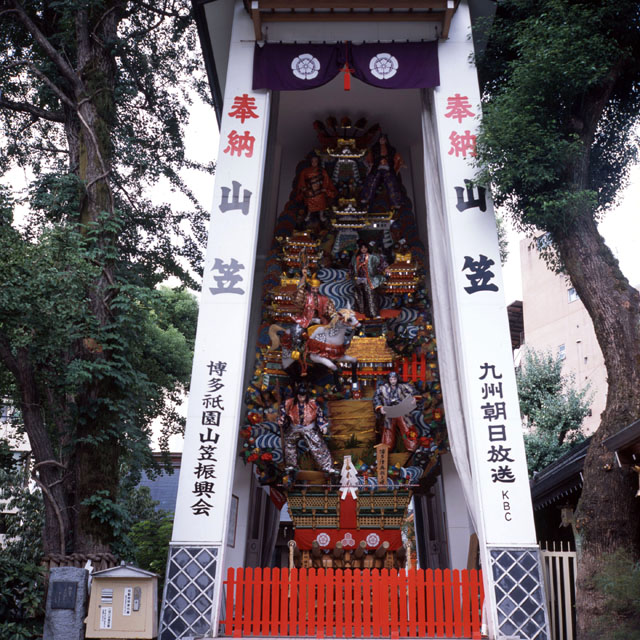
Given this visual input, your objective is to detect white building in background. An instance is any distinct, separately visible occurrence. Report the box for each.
[0,403,31,546]
[520,237,606,434]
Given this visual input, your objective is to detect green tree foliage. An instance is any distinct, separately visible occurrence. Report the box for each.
[0,439,45,639]
[0,0,208,555]
[476,1,640,237]
[130,510,174,595]
[517,349,590,475]
[0,558,44,640]
[474,1,640,632]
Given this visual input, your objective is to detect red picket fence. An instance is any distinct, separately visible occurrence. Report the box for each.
[221,567,484,638]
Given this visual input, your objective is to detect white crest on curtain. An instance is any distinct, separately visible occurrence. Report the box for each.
[291,54,321,80]
[369,53,399,80]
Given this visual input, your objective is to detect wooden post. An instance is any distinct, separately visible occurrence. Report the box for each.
[354,540,367,560]
[394,545,407,569]
[288,539,299,569]
[333,541,344,569]
[375,443,389,488]
[311,540,323,568]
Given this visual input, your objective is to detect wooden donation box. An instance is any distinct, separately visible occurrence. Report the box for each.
[85,565,158,639]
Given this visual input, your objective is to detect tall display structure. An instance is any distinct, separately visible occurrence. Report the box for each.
[159,2,551,640]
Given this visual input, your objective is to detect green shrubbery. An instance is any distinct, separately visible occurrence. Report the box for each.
[587,550,640,640]
[0,440,44,639]
[0,557,45,640]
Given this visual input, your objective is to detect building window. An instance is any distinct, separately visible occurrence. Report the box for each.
[558,344,566,360]
[536,233,552,251]
[568,287,579,303]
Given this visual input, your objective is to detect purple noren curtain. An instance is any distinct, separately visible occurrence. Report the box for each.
[350,41,439,89]
[253,42,344,91]
[253,41,439,91]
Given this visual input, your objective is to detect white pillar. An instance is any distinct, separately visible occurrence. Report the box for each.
[425,2,550,638]
[159,2,271,638]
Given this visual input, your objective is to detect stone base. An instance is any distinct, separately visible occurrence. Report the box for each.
[489,547,550,640]
[43,567,88,640]
[159,545,219,640]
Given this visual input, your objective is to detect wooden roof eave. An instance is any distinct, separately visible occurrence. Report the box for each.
[604,418,640,465]
[244,0,459,41]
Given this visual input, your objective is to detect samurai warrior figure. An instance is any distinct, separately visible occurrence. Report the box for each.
[293,267,338,329]
[279,384,337,478]
[351,241,386,318]
[295,154,337,222]
[360,134,404,210]
[373,372,419,452]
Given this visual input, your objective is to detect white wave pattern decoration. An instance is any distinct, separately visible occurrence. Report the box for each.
[388,307,420,338]
[253,432,284,462]
[389,307,420,327]
[412,410,433,436]
[378,293,396,310]
[317,268,402,311]
[400,467,421,483]
[317,267,355,309]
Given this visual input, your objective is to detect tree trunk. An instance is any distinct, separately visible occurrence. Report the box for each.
[66,6,121,554]
[555,214,640,637]
[16,351,72,555]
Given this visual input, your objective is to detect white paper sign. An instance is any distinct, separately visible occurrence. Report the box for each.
[122,587,132,616]
[100,606,113,629]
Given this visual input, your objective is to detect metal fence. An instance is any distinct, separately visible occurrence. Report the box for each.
[540,542,577,640]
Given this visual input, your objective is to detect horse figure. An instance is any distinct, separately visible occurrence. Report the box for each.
[269,308,360,387]
[305,308,360,371]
